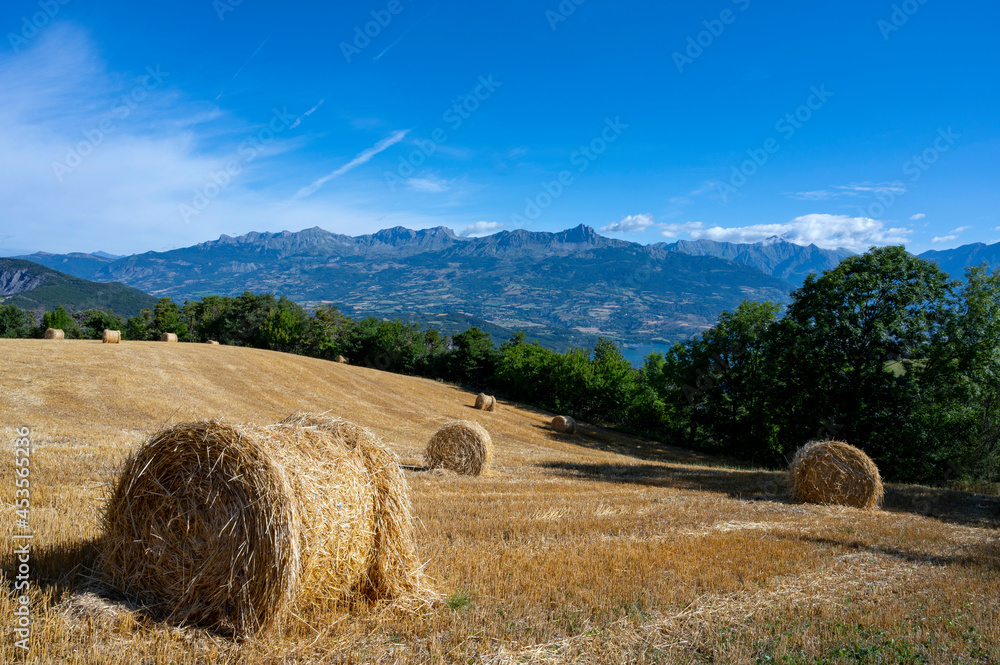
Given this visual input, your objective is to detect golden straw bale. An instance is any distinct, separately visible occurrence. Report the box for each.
[101,329,121,344]
[474,393,496,411]
[100,414,427,636]
[787,440,883,510]
[425,420,493,476]
[335,355,349,364]
[44,328,64,340]
[160,332,178,342]
[205,340,220,345]
[551,415,577,434]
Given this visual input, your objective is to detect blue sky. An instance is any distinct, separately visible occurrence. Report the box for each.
[0,0,997,256]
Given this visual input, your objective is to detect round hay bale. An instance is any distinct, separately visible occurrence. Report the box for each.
[160,332,178,342]
[335,355,349,364]
[205,340,220,345]
[102,329,121,344]
[474,393,496,411]
[44,328,64,340]
[787,440,883,510]
[551,415,576,434]
[100,414,426,636]
[425,420,493,476]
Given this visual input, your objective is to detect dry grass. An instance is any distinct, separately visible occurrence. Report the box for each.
[1,339,998,664]
[789,440,884,510]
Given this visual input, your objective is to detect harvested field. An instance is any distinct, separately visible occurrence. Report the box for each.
[1,339,997,664]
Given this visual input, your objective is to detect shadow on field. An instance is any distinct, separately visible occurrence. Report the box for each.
[540,461,1000,529]
[786,533,1000,569]
[2,537,100,600]
[528,421,720,466]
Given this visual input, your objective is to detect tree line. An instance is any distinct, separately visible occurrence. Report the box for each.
[2,246,997,487]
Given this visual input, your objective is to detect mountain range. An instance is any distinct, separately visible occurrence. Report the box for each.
[16,225,999,346]
[0,258,157,316]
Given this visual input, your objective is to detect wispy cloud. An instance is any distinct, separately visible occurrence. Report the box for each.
[290,99,324,129]
[461,221,504,237]
[295,129,410,198]
[659,221,706,238]
[910,213,926,220]
[791,181,908,201]
[406,174,451,193]
[932,235,956,244]
[601,213,655,234]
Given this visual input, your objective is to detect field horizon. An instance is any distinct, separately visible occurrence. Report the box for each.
[1,339,997,663]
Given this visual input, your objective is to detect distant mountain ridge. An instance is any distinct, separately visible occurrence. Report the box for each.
[0,258,157,316]
[659,237,852,285]
[18,225,796,344]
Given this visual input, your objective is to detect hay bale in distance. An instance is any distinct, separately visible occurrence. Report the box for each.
[425,420,493,476]
[160,332,178,342]
[102,329,121,344]
[474,393,496,412]
[551,415,577,434]
[787,440,883,510]
[335,355,349,364]
[100,414,425,636]
[44,328,64,340]
[205,340,220,345]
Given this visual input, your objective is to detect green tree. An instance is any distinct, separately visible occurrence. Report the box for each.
[261,297,309,352]
[448,327,498,386]
[587,338,638,427]
[772,246,953,479]
[152,298,188,340]
[916,265,1000,483]
[77,309,126,340]
[40,305,77,338]
[685,300,782,461]
[126,308,155,341]
[0,303,32,338]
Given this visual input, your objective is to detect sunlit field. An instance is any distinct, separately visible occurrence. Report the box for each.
[1,339,997,663]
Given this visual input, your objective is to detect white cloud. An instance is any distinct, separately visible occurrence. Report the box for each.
[910,213,926,220]
[406,175,450,193]
[295,129,409,198]
[667,214,911,251]
[659,221,705,238]
[461,221,504,237]
[932,235,957,244]
[601,213,656,234]
[949,226,971,234]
